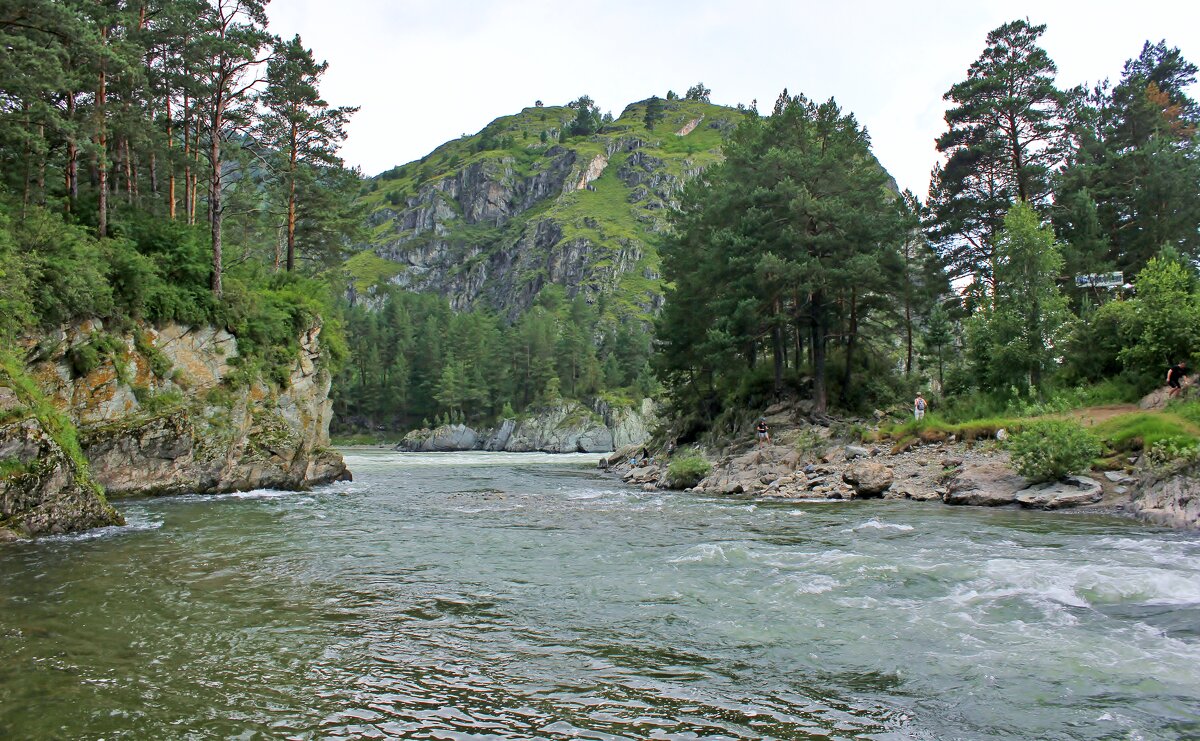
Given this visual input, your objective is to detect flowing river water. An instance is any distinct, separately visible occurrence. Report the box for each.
[2,450,1199,740]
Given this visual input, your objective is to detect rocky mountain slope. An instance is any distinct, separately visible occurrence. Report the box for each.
[348,97,748,318]
[1,320,349,540]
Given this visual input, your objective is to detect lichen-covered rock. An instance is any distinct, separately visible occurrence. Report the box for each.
[398,424,481,452]
[21,320,350,512]
[1,417,123,539]
[693,445,801,495]
[506,401,612,453]
[944,462,1028,506]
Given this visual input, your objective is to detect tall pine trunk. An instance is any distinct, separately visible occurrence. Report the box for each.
[840,287,858,406]
[65,92,78,212]
[286,119,298,270]
[96,25,108,238]
[811,290,827,415]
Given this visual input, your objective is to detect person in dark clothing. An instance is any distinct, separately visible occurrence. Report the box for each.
[1168,361,1188,397]
[755,419,770,447]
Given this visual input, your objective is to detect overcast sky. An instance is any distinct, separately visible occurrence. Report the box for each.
[265,0,1200,198]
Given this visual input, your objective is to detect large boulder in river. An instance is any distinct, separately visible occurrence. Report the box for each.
[944,462,1028,506]
[1015,476,1103,509]
[399,423,480,452]
[842,462,894,498]
[1,416,124,540]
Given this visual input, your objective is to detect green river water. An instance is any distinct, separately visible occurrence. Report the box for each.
[1,450,1199,740]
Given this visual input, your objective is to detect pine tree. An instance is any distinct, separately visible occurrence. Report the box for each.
[259,35,357,272]
[927,19,1066,285]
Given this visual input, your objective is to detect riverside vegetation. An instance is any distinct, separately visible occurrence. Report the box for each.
[1,0,357,538]
[4,9,1200,534]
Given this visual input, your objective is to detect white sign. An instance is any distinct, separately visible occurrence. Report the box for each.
[1075,271,1124,289]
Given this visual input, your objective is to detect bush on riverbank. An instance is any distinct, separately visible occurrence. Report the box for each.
[1006,420,1101,482]
[667,454,711,489]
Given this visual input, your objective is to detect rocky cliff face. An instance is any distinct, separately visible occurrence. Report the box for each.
[1,320,348,540]
[1129,463,1200,529]
[397,399,656,454]
[355,99,745,319]
[0,415,123,541]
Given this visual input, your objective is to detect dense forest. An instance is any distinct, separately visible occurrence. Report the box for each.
[655,21,1200,440]
[3,6,1199,443]
[0,0,358,381]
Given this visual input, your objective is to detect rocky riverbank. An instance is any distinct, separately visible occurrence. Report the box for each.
[397,399,655,453]
[1,320,350,540]
[605,399,1200,529]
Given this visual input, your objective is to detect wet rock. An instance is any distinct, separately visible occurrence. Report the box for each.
[1015,476,1103,509]
[1128,463,1200,529]
[884,482,942,501]
[944,462,1028,506]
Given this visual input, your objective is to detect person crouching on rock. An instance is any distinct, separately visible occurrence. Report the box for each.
[1167,360,1189,398]
[914,393,927,421]
[755,419,770,447]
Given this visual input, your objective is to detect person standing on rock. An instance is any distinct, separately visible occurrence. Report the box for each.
[914,393,927,421]
[1167,360,1188,398]
[755,419,770,447]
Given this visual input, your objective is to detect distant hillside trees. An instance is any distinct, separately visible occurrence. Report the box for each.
[333,287,654,430]
[643,96,665,130]
[685,82,711,102]
[566,95,602,138]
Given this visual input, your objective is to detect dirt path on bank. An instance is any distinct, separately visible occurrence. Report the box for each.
[1062,404,1140,427]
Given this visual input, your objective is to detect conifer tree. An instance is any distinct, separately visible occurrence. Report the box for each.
[259,35,356,271]
[927,19,1066,285]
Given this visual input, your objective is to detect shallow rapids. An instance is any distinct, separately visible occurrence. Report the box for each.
[2,450,1198,739]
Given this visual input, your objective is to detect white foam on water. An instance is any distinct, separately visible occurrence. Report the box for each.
[30,513,164,544]
[841,518,915,533]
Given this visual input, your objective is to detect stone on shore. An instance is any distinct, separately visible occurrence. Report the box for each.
[944,462,1028,506]
[1015,476,1103,509]
[842,462,894,498]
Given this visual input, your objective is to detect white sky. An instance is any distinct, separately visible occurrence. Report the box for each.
[266,0,1200,199]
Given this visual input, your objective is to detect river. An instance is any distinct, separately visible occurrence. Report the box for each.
[2,450,1199,739]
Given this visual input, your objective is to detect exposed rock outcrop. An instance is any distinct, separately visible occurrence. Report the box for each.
[0,417,123,540]
[1015,476,1103,509]
[2,319,349,539]
[396,399,654,454]
[1128,463,1200,528]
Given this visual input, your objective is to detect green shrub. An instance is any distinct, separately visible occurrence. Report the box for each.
[666,453,711,489]
[1006,420,1101,482]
